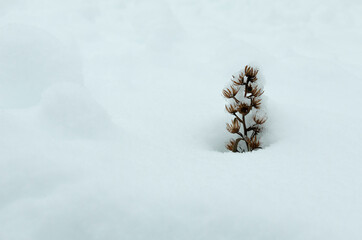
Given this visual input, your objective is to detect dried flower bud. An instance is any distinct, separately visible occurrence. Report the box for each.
[232,73,245,85]
[251,86,264,97]
[225,104,238,114]
[226,138,243,152]
[237,102,251,115]
[226,139,237,151]
[251,98,262,109]
[253,115,267,125]
[222,86,239,98]
[226,118,240,133]
[245,66,258,82]
[248,136,261,150]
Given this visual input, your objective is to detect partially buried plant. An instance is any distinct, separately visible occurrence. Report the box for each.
[223,66,266,153]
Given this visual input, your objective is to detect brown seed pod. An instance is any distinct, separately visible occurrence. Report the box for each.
[222,86,239,98]
[253,115,267,125]
[232,73,245,86]
[248,136,261,150]
[226,139,237,151]
[225,103,238,114]
[251,98,262,109]
[237,102,251,116]
[251,86,264,97]
[245,66,258,82]
[226,118,241,133]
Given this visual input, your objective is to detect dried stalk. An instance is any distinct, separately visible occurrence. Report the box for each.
[224,65,266,153]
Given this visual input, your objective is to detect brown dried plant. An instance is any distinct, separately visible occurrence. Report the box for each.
[223,65,266,153]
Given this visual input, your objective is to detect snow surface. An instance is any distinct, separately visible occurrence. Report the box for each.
[1,0,362,239]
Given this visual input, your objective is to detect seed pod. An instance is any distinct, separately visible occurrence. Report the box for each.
[237,102,251,116]
[226,118,240,133]
[225,104,238,114]
[222,86,239,98]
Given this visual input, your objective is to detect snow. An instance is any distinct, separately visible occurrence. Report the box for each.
[0,24,82,108]
[1,0,362,239]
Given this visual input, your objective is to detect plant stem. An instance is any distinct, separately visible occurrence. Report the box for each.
[242,114,250,151]
[237,132,245,140]
[244,80,250,97]
[232,138,243,152]
[233,113,243,124]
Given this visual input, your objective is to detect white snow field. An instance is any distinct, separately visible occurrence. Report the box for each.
[1,0,362,239]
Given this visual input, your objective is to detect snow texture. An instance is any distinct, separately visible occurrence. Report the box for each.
[1,0,362,239]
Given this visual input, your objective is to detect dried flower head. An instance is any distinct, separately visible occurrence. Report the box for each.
[251,86,264,97]
[245,66,258,82]
[253,115,267,125]
[248,136,261,150]
[226,139,237,151]
[226,138,243,152]
[226,118,240,133]
[225,103,238,114]
[251,98,262,109]
[222,86,239,98]
[237,102,251,115]
[232,73,245,86]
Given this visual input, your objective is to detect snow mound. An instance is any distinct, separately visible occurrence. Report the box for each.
[40,83,118,139]
[0,24,82,108]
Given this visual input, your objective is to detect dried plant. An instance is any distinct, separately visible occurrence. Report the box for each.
[223,65,266,153]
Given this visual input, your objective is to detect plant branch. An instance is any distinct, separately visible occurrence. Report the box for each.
[232,113,243,124]
[242,114,250,151]
[232,138,243,152]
